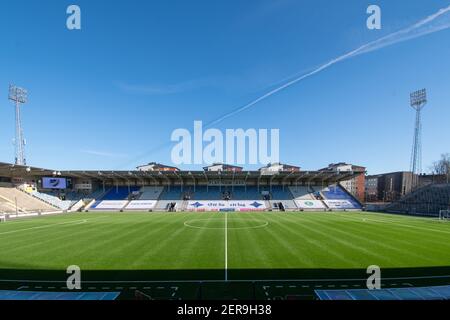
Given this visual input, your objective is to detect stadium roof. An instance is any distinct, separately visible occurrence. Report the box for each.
[0,162,55,177]
[0,162,361,184]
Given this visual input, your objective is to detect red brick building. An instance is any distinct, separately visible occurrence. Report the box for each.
[320,163,366,202]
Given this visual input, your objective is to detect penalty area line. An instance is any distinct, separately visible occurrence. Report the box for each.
[0,219,87,236]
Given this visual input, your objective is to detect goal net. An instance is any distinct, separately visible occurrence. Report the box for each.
[439,210,450,221]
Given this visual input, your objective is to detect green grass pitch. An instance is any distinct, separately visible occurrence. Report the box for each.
[1,211,450,283]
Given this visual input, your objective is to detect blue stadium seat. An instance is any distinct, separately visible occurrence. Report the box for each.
[190,186,223,200]
[320,185,361,209]
[97,186,141,201]
[230,186,262,200]
[159,187,184,200]
[268,186,294,200]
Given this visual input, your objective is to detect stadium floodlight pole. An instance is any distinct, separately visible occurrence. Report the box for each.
[8,85,28,166]
[409,89,427,188]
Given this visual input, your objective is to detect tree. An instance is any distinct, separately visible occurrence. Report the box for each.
[430,153,450,183]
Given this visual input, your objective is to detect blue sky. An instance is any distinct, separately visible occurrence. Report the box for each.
[0,0,449,174]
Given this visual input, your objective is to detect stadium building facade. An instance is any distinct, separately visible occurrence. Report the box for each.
[0,161,364,216]
[319,163,366,202]
[365,171,415,203]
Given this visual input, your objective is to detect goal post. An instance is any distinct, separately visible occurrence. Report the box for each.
[439,210,450,221]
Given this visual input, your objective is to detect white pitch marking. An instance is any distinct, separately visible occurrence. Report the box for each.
[333,213,450,235]
[0,216,108,236]
[0,219,88,235]
[184,218,268,230]
[402,283,413,287]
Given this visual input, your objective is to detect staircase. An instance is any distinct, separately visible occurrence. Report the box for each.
[0,187,55,213]
[181,200,189,211]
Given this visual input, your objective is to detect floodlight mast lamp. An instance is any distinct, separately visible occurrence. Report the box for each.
[8,85,28,166]
[409,89,427,186]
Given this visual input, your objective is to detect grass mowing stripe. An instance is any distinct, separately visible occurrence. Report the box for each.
[279,213,386,264]
[51,213,181,269]
[0,218,107,257]
[329,213,450,254]
[77,213,178,269]
[227,213,275,268]
[291,213,411,263]
[0,218,122,266]
[298,213,450,266]
[362,212,446,224]
[124,213,216,270]
[0,214,165,268]
[338,211,449,228]
[324,213,449,255]
[231,213,317,268]
[0,216,109,236]
[334,212,450,235]
[0,214,76,228]
[265,213,358,266]
[172,214,218,270]
[124,213,194,269]
[1,212,450,279]
[81,214,174,268]
[280,213,371,266]
[262,214,319,267]
[0,218,86,236]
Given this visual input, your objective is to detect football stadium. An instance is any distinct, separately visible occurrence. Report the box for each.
[1,0,450,306]
[0,162,449,300]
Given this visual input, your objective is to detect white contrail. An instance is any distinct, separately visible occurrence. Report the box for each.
[207,5,450,127]
[119,6,450,169]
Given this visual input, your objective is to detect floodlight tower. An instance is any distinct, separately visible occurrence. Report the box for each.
[409,89,427,187]
[8,85,28,166]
